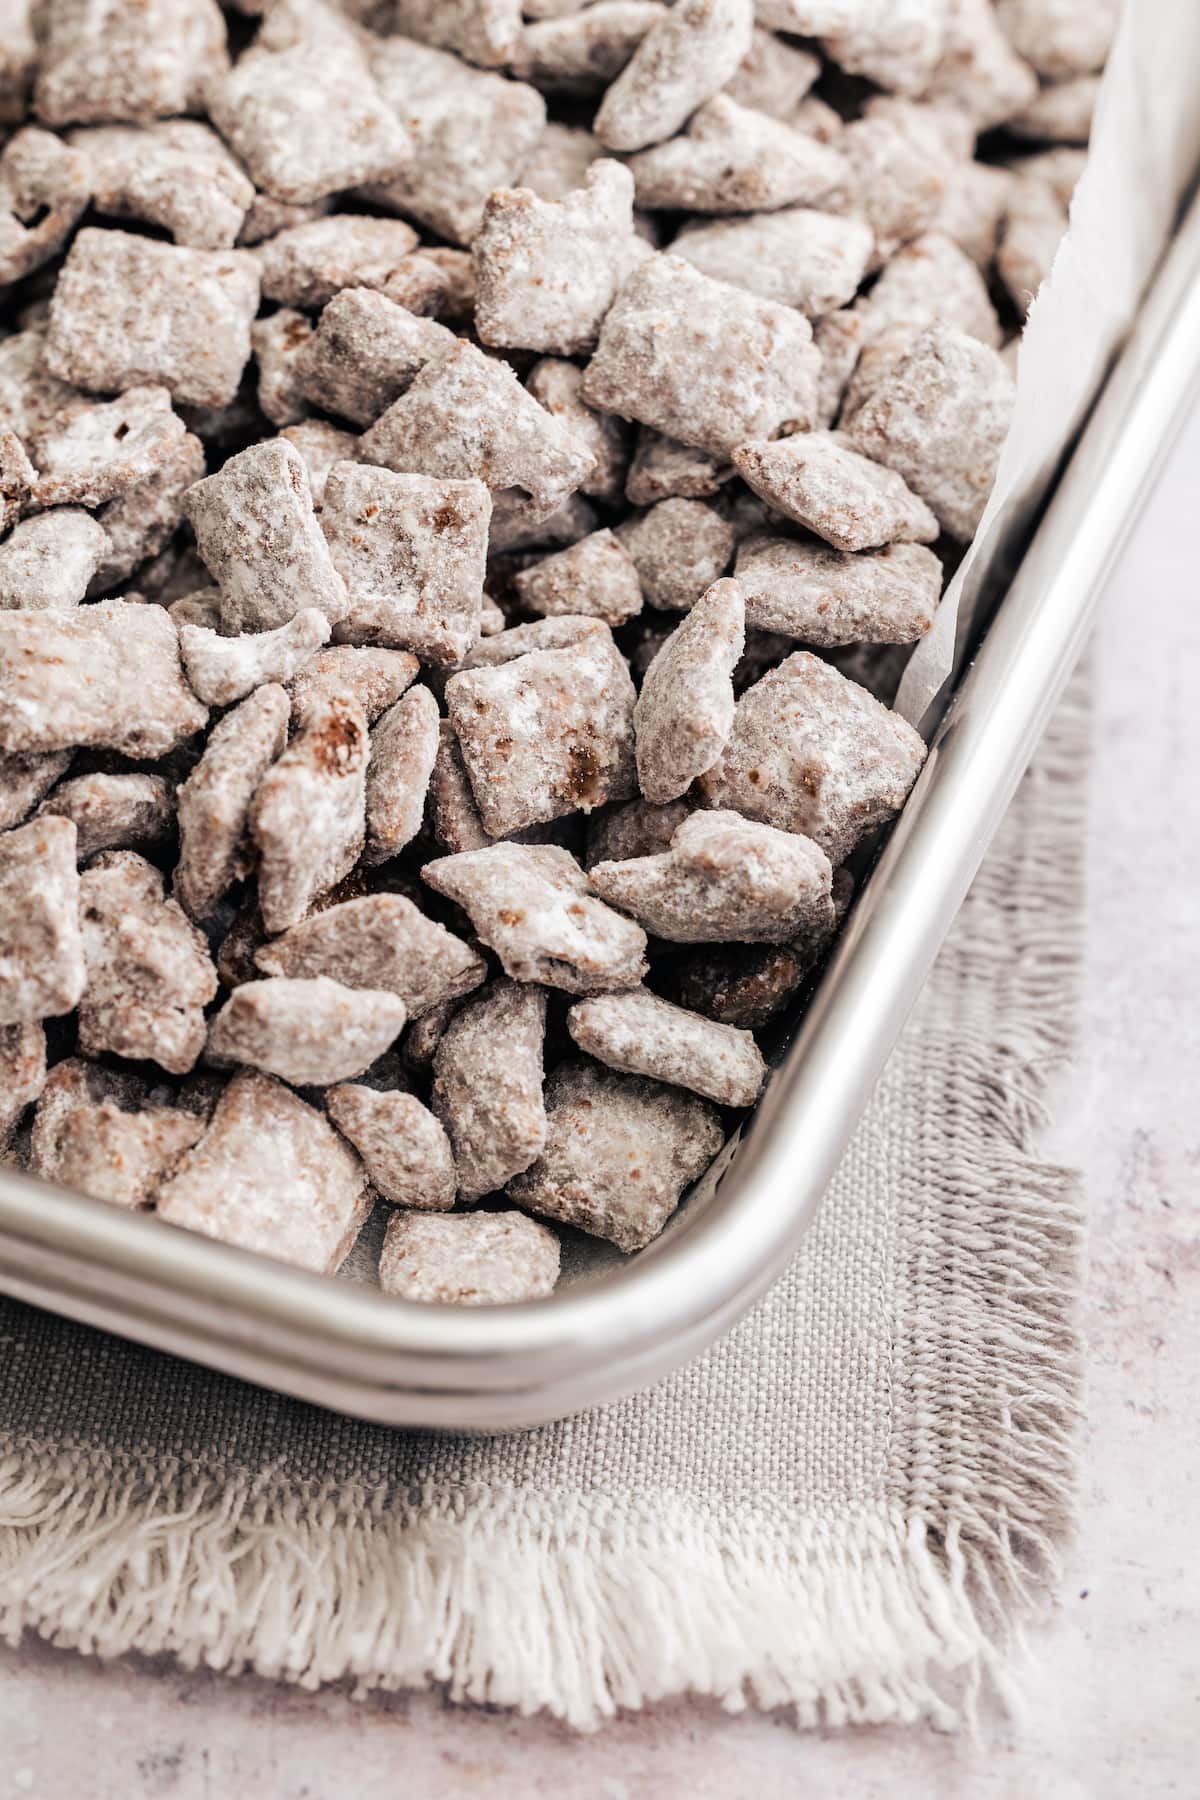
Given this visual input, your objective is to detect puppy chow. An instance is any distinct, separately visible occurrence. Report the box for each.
[379,1208,560,1305]
[254,892,487,1018]
[326,1082,456,1211]
[634,578,744,804]
[567,988,766,1106]
[431,977,547,1199]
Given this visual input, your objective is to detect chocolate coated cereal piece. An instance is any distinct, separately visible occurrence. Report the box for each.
[514,530,643,628]
[624,429,729,507]
[379,1208,560,1305]
[582,254,820,457]
[0,748,73,831]
[0,1020,45,1148]
[68,120,255,250]
[249,690,369,931]
[320,461,491,668]
[723,26,820,120]
[732,431,939,554]
[422,842,647,993]
[507,1058,722,1252]
[526,358,630,505]
[40,771,174,862]
[31,386,187,510]
[0,429,34,532]
[591,807,831,944]
[180,609,329,710]
[360,341,594,527]
[157,1069,371,1274]
[88,432,205,597]
[0,509,109,611]
[184,438,349,634]
[843,325,1015,543]
[567,987,764,1106]
[474,161,645,357]
[364,684,441,863]
[594,0,753,153]
[295,289,455,430]
[390,0,522,66]
[700,650,926,862]
[251,310,313,429]
[289,645,419,727]
[29,1057,205,1208]
[0,126,90,285]
[173,680,291,921]
[995,0,1115,80]
[628,95,846,214]
[0,815,84,1024]
[205,1,410,206]
[616,499,736,613]
[512,2,666,94]
[856,230,1001,350]
[734,534,941,644]
[34,0,227,127]
[0,600,208,758]
[326,1083,456,1211]
[445,629,636,837]
[77,850,217,1072]
[674,207,874,318]
[1008,74,1097,145]
[997,173,1067,316]
[431,977,547,1199]
[257,891,486,1018]
[365,39,546,247]
[634,579,743,804]
[208,975,407,1087]
[254,215,421,310]
[42,229,259,410]
[925,0,1038,131]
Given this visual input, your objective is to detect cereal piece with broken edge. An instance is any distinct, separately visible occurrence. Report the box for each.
[31,387,187,511]
[628,96,846,214]
[88,432,205,597]
[207,976,407,1087]
[732,432,939,554]
[175,683,290,921]
[507,1059,723,1253]
[526,359,630,505]
[0,815,85,1025]
[251,310,313,429]
[511,3,667,95]
[326,1083,456,1211]
[514,530,643,628]
[364,685,441,864]
[0,126,90,286]
[584,796,692,868]
[157,1069,371,1274]
[422,842,647,993]
[624,429,729,507]
[179,609,330,708]
[634,579,744,804]
[255,892,486,1018]
[0,749,73,832]
[29,1058,205,1209]
[379,1208,560,1305]
[567,988,765,1106]
[432,978,547,1199]
[67,119,255,250]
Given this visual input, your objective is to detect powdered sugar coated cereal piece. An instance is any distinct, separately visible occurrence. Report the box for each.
[461,614,608,670]
[184,438,349,635]
[526,359,630,505]
[360,341,594,527]
[634,578,743,805]
[734,534,941,643]
[208,976,407,1087]
[31,387,187,511]
[379,1208,560,1305]
[473,161,646,357]
[514,530,643,628]
[997,172,1068,315]
[594,0,754,153]
[279,421,360,508]
[582,255,820,457]
[590,807,831,944]
[855,230,1001,349]
[251,311,313,429]
[320,461,491,668]
[567,988,765,1106]
[88,432,205,597]
[157,1070,370,1274]
[700,650,927,863]
[173,684,291,921]
[295,289,455,430]
[843,325,1015,543]
[428,719,493,854]
[583,795,692,868]
[723,26,820,120]
[365,39,545,247]
[0,0,36,128]
[326,1083,456,1211]
[364,683,441,863]
[925,0,1039,131]
[0,815,85,1024]
[511,3,667,95]
[250,690,369,931]
[432,977,547,1199]
[389,0,522,66]
[822,0,949,97]
[624,429,729,507]
[0,430,34,534]
[42,229,260,411]
[40,771,174,862]
[1008,73,1097,145]
[255,892,486,1018]
[0,510,109,611]
[238,193,330,247]
[671,904,839,1028]
[832,116,949,269]
[77,850,217,1072]
[812,307,864,429]
[0,126,90,286]
[180,606,331,708]
[0,328,83,449]
[445,629,636,837]
[289,645,419,727]
[507,1058,722,1252]
[732,431,939,554]
[517,123,604,202]
[995,0,1115,80]
[422,842,648,993]
[254,215,420,309]
[29,1058,205,1208]
[68,119,255,250]
[34,0,227,126]
[0,600,208,758]
[628,95,846,215]
[616,498,736,613]
[0,749,73,832]
[1,1020,45,1149]
[673,208,874,318]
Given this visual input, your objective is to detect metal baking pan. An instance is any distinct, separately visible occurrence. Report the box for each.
[3,186,1200,1432]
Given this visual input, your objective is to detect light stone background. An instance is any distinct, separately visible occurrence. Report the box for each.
[1,405,1197,1800]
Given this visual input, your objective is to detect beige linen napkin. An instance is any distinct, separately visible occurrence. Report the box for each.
[0,674,1087,1730]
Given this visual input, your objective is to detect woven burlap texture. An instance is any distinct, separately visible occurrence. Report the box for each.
[0,674,1088,1731]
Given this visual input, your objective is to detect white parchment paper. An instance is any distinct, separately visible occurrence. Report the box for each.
[895,0,1200,725]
